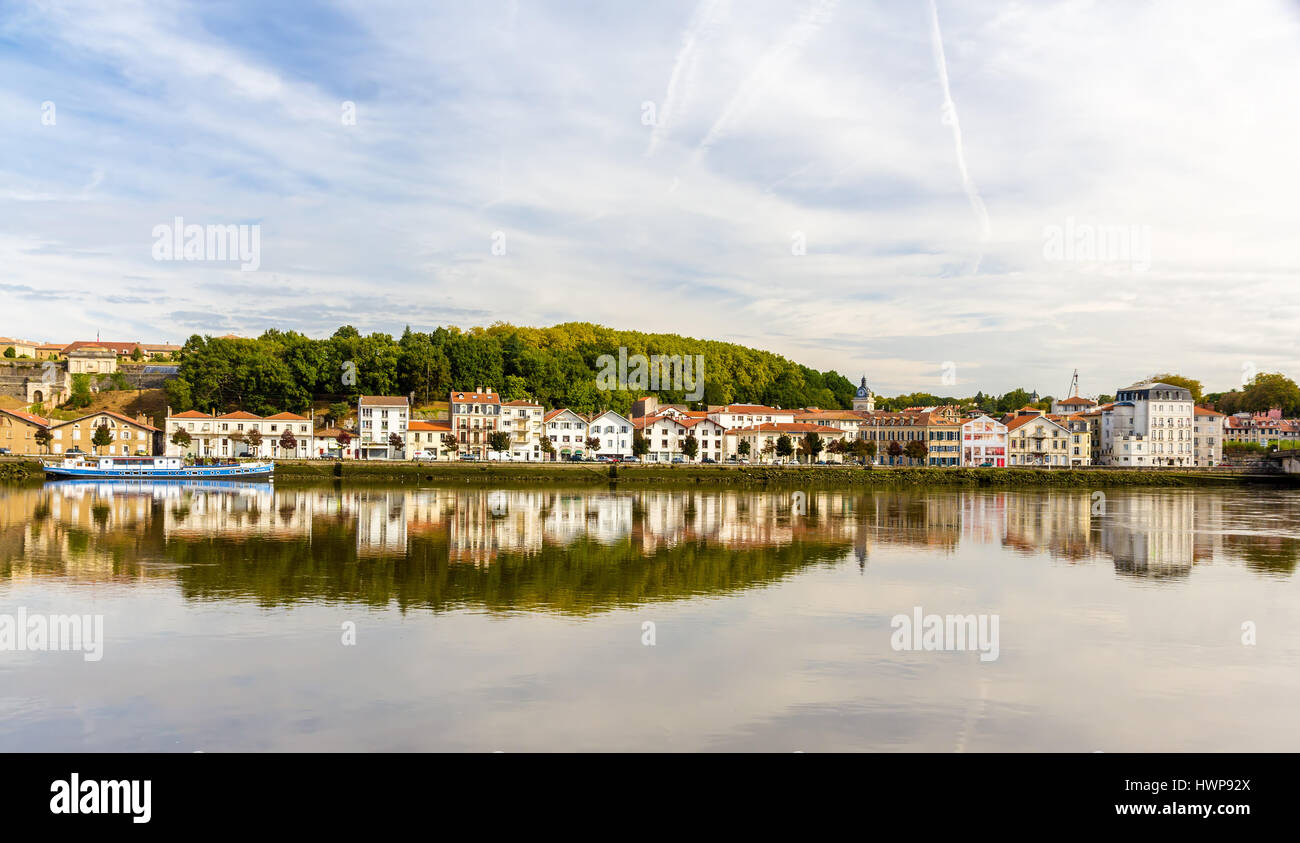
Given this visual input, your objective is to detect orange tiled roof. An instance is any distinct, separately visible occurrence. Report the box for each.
[0,408,49,426]
[263,412,309,420]
[448,391,498,404]
[171,410,213,419]
[727,422,844,435]
[218,411,261,420]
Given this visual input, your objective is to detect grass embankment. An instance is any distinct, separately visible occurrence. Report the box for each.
[0,460,43,482]
[269,460,1289,488]
[0,388,167,424]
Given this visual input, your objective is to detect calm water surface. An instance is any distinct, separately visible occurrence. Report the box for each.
[2,480,1298,751]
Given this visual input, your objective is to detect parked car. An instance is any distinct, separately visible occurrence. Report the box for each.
[671,457,684,464]
[0,448,10,455]
[595,455,613,462]
[979,461,994,467]
[458,453,479,461]
[700,456,716,464]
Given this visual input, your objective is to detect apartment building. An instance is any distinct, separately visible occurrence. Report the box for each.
[164,409,315,458]
[501,398,545,460]
[0,407,50,453]
[1099,381,1194,467]
[586,410,635,458]
[858,408,960,466]
[50,411,159,456]
[1006,413,1071,467]
[358,395,410,459]
[406,419,453,460]
[707,403,796,428]
[960,415,1007,467]
[1056,414,1093,467]
[1193,406,1224,466]
[724,422,846,464]
[449,388,500,459]
[544,408,588,459]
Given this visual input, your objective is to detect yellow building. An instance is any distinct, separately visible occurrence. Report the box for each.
[49,410,159,456]
[0,408,50,454]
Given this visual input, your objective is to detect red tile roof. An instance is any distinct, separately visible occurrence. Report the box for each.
[449,391,498,405]
[218,411,261,420]
[0,408,49,426]
[263,412,309,420]
[171,410,212,419]
[727,422,844,434]
[359,395,409,406]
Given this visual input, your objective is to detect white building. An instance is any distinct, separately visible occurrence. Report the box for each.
[707,403,796,428]
[1099,382,1194,467]
[960,415,1008,467]
[586,410,634,458]
[544,408,588,459]
[164,409,315,459]
[357,395,410,459]
[501,399,545,460]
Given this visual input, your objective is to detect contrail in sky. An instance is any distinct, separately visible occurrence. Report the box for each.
[647,0,728,157]
[928,0,991,273]
[694,0,839,163]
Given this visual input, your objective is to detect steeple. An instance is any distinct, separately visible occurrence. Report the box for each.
[852,375,875,413]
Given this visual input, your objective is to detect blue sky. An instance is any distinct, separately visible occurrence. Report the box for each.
[2,0,1300,398]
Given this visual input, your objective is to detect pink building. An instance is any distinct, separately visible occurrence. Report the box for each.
[961,415,1007,467]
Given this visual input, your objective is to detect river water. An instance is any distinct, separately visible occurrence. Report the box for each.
[1,480,1297,751]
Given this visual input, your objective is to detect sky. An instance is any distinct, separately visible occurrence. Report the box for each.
[2,0,1299,399]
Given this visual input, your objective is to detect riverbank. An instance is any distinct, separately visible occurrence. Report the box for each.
[269,459,1295,488]
[3,457,1292,487]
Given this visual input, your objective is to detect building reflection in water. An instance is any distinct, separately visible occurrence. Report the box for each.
[1,482,1296,609]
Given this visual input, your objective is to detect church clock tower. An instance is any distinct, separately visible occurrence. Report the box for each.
[852,375,875,413]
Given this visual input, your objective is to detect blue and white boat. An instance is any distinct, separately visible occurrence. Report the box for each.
[43,455,274,480]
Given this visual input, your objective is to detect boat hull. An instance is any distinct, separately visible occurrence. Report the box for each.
[44,463,274,481]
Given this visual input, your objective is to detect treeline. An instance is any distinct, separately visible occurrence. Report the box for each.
[163,323,860,415]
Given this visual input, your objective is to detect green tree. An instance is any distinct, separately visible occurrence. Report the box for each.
[775,434,794,463]
[737,440,751,458]
[170,428,192,451]
[1242,373,1300,417]
[68,373,93,409]
[996,388,1034,414]
[91,423,113,454]
[680,434,699,461]
[2,346,14,358]
[541,434,557,461]
[631,431,648,461]
[904,440,929,463]
[34,428,53,453]
[802,432,825,463]
[130,345,144,361]
[488,430,512,458]
[1149,373,1203,402]
[245,428,263,456]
